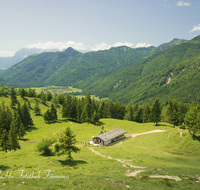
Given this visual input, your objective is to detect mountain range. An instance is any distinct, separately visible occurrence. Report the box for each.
[1,36,199,105]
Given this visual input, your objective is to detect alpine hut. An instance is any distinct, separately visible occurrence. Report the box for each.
[92,128,126,146]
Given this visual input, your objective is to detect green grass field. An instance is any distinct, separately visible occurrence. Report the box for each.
[0,96,200,189]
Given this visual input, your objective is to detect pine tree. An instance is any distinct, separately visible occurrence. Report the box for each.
[152,98,162,126]
[81,92,93,122]
[33,100,41,115]
[55,127,80,161]
[41,92,46,104]
[46,91,52,101]
[178,99,188,125]
[134,107,143,123]
[7,121,21,151]
[21,103,34,128]
[43,109,51,123]
[184,104,200,136]
[126,105,134,121]
[143,103,151,123]
[0,129,9,152]
[62,94,72,119]
[10,87,17,107]
[171,100,179,127]
[19,123,26,139]
[92,110,100,124]
[50,104,57,121]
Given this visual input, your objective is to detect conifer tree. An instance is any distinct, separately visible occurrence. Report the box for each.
[62,94,72,119]
[152,98,162,126]
[143,103,151,123]
[81,92,93,122]
[50,104,57,121]
[10,87,17,107]
[171,100,179,127]
[46,91,52,101]
[33,100,41,115]
[184,104,200,136]
[55,127,80,161]
[19,123,26,139]
[7,121,21,151]
[76,100,82,122]
[0,129,9,152]
[21,103,34,128]
[43,109,51,123]
[92,110,100,124]
[41,92,46,104]
[126,105,134,121]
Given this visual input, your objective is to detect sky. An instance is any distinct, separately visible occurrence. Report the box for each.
[0,0,200,57]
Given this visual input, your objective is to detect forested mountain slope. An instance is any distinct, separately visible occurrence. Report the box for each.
[0,46,156,87]
[77,35,200,104]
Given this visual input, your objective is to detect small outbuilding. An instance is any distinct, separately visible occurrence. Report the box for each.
[92,128,127,146]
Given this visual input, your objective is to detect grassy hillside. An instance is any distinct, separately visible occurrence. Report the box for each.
[78,35,200,104]
[0,96,200,189]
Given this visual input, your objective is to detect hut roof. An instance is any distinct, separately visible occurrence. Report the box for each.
[92,128,126,142]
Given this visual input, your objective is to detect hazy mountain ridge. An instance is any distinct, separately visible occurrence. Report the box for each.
[155,38,188,53]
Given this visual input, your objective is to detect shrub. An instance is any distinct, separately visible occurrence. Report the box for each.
[36,138,56,156]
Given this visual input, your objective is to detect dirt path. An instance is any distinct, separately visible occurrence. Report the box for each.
[88,129,183,181]
[129,129,166,138]
[149,175,182,181]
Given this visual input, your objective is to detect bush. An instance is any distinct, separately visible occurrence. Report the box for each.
[36,138,56,156]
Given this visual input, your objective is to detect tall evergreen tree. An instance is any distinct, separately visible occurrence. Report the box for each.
[50,104,57,121]
[152,98,162,126]
[21,103,34,128]
[55,127,80,161]
[7,121,21,151]
[10,87,17,107]
[62,94,72,119]
[43,109,51,123]
[171,100,179,127]
[126,105,134,121]
[143,103,151,123]
[81,92,92,122]
[184,104,200,136]
[33,99,41,115]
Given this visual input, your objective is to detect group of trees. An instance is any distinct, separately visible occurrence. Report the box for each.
[125,98,162,125]
[61,92,126,124]
[43,104,57,123]
[0,101,33,152]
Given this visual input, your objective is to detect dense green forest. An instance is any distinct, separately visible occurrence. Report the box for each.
[0,36,199,105]
[0,46,156,87]
[78,35,200,104]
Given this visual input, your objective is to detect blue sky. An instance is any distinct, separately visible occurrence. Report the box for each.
[0,0,200,56]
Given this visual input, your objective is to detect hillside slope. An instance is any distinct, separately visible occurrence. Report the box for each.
[77,35,200,104]
[0,46,156,87]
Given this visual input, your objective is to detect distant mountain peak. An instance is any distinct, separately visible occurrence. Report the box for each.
[155,38,188,53]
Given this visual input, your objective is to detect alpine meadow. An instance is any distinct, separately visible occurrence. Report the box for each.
[0,34,200,189]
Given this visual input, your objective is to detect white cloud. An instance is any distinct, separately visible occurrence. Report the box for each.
[0,50,15,57]
[91,42,133,51]
[24,41,87,51]
[191,24,200,32]
[135,43,153,48]
[176,0,191,6]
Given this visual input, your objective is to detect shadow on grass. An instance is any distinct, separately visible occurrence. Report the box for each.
[192,135,200,142]
[98,121,105,127]
[35,114,43,116]
[20,138,29,141]
[26,126,38,132]
[58,160,87,166]
[0,165,10,171]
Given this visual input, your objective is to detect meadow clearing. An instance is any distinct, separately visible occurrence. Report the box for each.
[0,96,200,189]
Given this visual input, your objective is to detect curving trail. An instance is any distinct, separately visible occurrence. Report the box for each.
[88,129,183,181]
